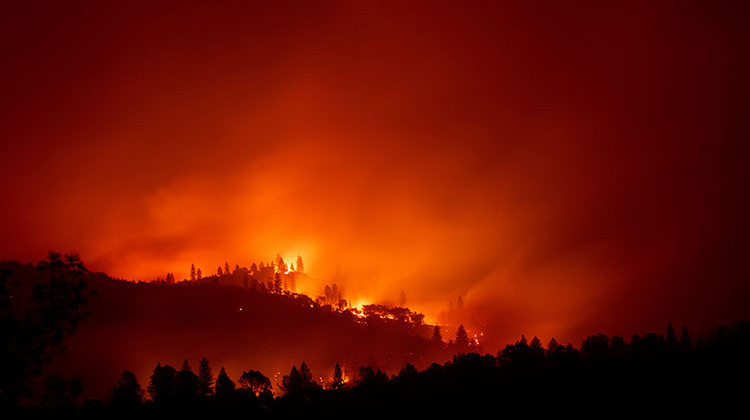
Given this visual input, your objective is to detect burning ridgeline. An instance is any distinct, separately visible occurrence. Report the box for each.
[195,255,306,293]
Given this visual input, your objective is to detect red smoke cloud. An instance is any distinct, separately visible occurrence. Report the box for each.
[1,1,749,347]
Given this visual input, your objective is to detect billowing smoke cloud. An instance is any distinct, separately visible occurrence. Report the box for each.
[1,2,749,347]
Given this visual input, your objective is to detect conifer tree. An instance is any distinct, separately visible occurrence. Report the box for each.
[148,363,178,404]
[280,366,301,396]
[330,363,345,390]
[296,255,304,273]
[177,359,199,401]
[215,367,235,399]
[548,338,560,353]
[198,357,214,397]
[275,255,288,273]
[667,322,677,344]
[274,273,282,293]
[110,370,143,409]
[432,325,443,344]
[455,324,469,348]
[680,326,692,349]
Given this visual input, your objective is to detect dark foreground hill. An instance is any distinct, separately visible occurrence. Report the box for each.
[1,260,448,401]
[3,258,749,418]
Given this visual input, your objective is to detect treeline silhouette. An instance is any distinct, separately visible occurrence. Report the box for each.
[1,253,92,408]
[8,320,749,418]
[0,256,468,409]
[3,255,749,417]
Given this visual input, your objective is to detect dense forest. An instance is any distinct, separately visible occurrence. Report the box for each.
[0,255,467,405]
[2,254,748,418]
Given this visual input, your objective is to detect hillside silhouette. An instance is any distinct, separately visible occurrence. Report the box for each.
[3,256,748,418]
[0,258,459,403]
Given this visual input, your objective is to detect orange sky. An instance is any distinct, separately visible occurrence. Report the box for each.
[1,1,749,347]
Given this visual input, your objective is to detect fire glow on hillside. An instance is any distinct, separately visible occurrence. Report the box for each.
[1,0,749,353]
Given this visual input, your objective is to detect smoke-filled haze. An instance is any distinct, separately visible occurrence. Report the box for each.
[2,1,749,347]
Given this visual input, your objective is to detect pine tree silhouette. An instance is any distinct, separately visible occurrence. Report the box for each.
[432,325,443,344]
[110,370,143,409]
[148,363,178,404]
[215,367,235,400]
[329,363,345,390]
[198,357,214,397]
[455,325,469,348]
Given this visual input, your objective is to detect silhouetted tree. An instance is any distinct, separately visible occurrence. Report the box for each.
[147,363,178,404]
[329,363,345,390]
[274,273,282,293]
[110,370,143,410]
[680,326,692,349]
[280,366,301,396]
[296,255,304,273]
[281,362,321,397]
[36,251,62,287]
[177,359,199,402]
[238,370,272,397]
[217,266,223,276]
[611,335,626,357]
[224,262,230,276]
[190,264,196,282]
[275,255,287,273]
[356,366,388,386]
[530,336,542,349]
[432,325,443,344]
[198,357,214,397]
[63,253,85,278]
[397,363,418,379]
[299,361,319,390]
[667,322,677,344]
[530,336,545,360]
[1,252,91,406]
[215,367,235,400]
[548,338,559,353]
[455,324,469,348]
[582,334,610,359]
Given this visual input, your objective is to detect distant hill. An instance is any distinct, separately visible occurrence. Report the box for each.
[1,260,452,399]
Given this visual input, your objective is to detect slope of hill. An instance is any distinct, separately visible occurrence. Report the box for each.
[1,260,450,399]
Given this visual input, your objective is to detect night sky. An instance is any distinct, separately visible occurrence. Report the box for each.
[1,1,749,347]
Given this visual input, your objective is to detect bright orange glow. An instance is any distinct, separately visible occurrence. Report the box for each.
[1,1,749,352]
